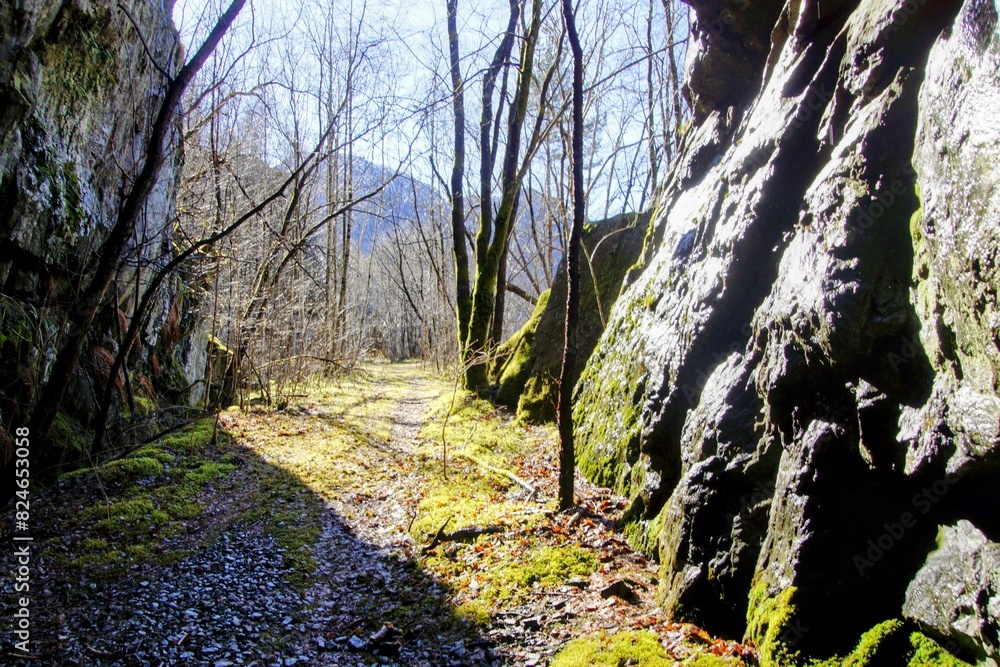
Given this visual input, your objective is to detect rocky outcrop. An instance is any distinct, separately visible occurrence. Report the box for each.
[0,1,202,467]
[493,212,647,423]
[574,0,999,661]
[904,521,1000,664]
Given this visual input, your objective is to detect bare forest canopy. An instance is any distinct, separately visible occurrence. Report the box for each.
[0,0,687,492]
[171,0,690,396]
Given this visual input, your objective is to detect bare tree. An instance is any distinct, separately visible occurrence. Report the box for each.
[558,0,584,510]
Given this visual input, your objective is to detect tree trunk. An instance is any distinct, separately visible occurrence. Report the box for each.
[463,0,541,393]
[558,0,584,511]
[446,0,473,356]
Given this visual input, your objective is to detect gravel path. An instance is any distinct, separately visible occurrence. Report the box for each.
[13,371,501,666]
[9,366,687,667]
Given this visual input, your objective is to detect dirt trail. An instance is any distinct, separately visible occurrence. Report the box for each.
[14,363,750,666]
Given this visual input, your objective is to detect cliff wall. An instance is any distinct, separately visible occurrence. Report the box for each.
[0,0,202,470]
[574,0,1000,661]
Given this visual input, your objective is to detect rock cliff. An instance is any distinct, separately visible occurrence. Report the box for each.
[574,0,1000,662]
[0,0,202,471]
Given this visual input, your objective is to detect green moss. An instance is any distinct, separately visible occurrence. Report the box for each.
[418,390,522,464]
[180,460,234,486]
[509,544,597,588]
[53,422,238,578]
[455,599,491,626]
[494,290,550,409]
[809,620,907,667]
[128,446,174,464]
[504,213,646,425]
[745,580,801,667]
[51,412,88,455]
[80,537,109,552]
[41,5,118,112]
[909,184,929,281]
[247,468,325,588]
[409,480,505,543]
[160,498,203,520]
[93,456,164,485]
[550,630,672,667]
[844,620,905,665]
[159,418,218,453]
[517,372,559,424]
[573,330,645,495]
[683,655,744,667]
[131,396,157,417]
[907,632,972,667]
[85,497,168,535]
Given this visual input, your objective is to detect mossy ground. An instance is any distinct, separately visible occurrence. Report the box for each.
[411,389,595,610]
[549,630,673,666]
[550,626,752,666]
[43,418,234,579]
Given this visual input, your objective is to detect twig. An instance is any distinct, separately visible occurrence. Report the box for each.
[116,3,173,80]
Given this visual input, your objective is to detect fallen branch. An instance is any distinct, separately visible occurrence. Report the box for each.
[422,515,453,553]
[455,450,536,497]
[433,524,505,545]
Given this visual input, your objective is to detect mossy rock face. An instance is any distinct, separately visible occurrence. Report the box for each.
[569,0,1000,658]
[744,582,801,667]
[501,212,648,425]
[0,0,190,479]
[572,311,647,495]
[492,289,550,410]
[50,412,89,464]
[900,0,1000,477]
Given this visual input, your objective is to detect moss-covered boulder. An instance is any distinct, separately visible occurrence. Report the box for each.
[493,212,647,423]
[492,289,551,408]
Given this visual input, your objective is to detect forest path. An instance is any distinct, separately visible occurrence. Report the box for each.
[19,362,751,666]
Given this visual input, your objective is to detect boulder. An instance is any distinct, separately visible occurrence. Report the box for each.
[494,211,647,423]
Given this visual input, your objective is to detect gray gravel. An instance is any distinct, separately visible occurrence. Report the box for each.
[31,527,300,666]
[20,517,505,666]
